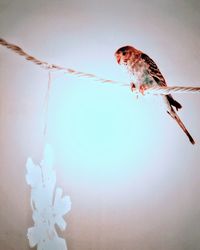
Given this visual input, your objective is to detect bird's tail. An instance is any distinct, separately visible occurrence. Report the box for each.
[167,107,195,145]
[166,94,182,111]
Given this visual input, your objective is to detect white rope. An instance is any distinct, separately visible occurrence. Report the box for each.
[1,38,200,95]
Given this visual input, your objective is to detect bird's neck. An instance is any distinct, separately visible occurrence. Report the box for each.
[128,53,141,69]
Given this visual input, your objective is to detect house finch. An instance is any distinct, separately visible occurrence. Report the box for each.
[115,46,195,144]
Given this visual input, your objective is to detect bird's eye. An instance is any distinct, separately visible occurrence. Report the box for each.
[122,51,126,56]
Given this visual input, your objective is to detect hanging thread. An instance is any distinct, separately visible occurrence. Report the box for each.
[43,71,52,136]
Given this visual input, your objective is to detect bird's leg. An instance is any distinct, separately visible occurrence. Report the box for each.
[139,84,148,95]
[130,82,139,99]
[130,82,136,92]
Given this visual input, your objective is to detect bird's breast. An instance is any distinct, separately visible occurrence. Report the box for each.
[129,60,155,87]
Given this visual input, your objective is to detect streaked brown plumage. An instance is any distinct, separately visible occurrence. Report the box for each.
[115,45,195,144]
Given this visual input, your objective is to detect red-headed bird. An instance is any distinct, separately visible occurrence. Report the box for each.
[115,46,195,144]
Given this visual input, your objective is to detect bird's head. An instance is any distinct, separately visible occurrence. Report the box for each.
[115,46,141,65]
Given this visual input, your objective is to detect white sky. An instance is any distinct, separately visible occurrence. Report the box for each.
[0,0,200,249]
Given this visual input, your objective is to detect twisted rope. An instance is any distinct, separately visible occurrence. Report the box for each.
[1,38,200,95]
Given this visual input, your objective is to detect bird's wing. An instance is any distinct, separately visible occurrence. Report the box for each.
[141,53,167,86]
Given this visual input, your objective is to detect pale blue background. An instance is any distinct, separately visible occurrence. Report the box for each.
[0,0,200,249]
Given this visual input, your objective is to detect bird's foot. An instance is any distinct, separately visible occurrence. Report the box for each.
[139,84,148,95]
[130,82,139,99]
[130,82,136,92]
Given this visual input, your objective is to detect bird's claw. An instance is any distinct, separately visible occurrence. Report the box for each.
[130,83,139,99]
[139,85,148,95]
[130,83,148,96]
[130,82,136,92]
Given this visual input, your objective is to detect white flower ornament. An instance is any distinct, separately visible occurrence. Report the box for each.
[26,145,71,250]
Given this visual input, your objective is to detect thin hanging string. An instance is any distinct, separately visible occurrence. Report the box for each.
[43,71,52,137]
[1,37,200,94]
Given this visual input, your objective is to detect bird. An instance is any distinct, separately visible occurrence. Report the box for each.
[115,45,195,144]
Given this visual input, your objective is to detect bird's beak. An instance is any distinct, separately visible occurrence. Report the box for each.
[116,55,121,64]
